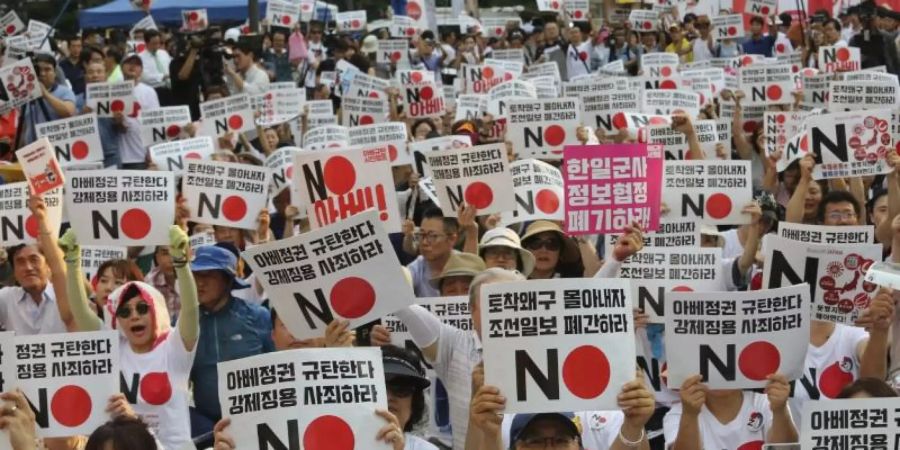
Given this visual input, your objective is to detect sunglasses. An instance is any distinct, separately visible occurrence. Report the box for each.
[525,238,561,251]
[116,301,150,319]
[387,383,417,398]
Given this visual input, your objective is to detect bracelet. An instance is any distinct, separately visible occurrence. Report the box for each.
[618,428,645,448]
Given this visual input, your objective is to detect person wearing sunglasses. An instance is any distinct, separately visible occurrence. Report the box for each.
[520,221,584,279]
[57,226,199,450]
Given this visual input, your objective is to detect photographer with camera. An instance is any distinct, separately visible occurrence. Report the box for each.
[169,34,204,121]
[225,40,270,95]
[849,1,889,69]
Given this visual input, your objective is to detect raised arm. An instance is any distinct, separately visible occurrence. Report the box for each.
[57,230,103,332]
[765,373,798,444]
[168,226,199,351]
[671,113,705,160]
[28,196,75,331]
[785,154,815,223]
[855,289,894,380]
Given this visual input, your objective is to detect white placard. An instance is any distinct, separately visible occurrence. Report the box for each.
[506,98,581,160]
[182,160,271,230]
[662,160,753,224]
[0,183,62,247]
[800,398,900,449]
[739,64,795,106]
[0,58,41,114]
[377,39,409,65]
[828,81,899,112]
[347,123,410,167]
[266,0,300,28]
[779,222,874,244]
[85,81,138,117]
[139,105,191,147]
[35,114,103,167]
[426,143,514,216]
[15,137,64,196]
[200,94,254,137]
[818,46,861,73]
[500,159,564,224]
[148,136,215,174]
[711,14,745,40]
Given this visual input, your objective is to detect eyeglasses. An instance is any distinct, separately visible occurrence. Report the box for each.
[414,232,447,243]
[826,211,858,221]
[116,301,151,319]
[518,435,577,448]
[387,383,417,398]
[525,239,561,252]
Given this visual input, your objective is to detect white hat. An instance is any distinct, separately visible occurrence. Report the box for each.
[224,27,241,43]
[478,227,535,276]
[361,35,378,54]
[699,224,724,247]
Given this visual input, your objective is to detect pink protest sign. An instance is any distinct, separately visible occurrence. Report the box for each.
[563,144,663,235]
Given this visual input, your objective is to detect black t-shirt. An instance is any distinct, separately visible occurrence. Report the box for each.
[169,55,203,121]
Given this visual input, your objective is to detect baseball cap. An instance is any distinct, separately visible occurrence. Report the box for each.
[508,413,581,450]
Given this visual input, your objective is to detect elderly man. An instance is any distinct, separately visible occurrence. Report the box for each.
[0,243,67,335]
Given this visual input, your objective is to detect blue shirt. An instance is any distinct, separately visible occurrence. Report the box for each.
[76,96,122,169]
[190,297,274,420]
[742,35,776,57]
[23,83,77,145]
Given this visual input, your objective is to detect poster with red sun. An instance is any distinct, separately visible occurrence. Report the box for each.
[507,98,581,160]
[628,9,660,32]
[257,88,305,127]
[348,123,410,167]
[804,109,894,180]
[181,9,208,32]
[500,159,564,225]
[376,39,410,65]
[604,218,700,255]
[243,210,414,339]
[139,105,192,147]
[619,247,724,323]
[292,147,401,232]
[564,144,663,235]
[404,81,445,119]
[579,87,642,133]
[426,143,515,216]
[218,347,390,450]
[0,58,43,115]
[664,284,810,389]
[711,14,745,41]
[763,111,807,171]
[0,11,25,38]
[265,147,301,196]
[738,64,794,106]
[65,170,175,246]
[0,183,62,247]
[85,81,137,118]
[778,222,874,245]
[340,96,389,127]
[801,397,900,449]
[818,46,861,73]
[16,137,65,197]
[266,0,300,29]
[200,94,254,142]
[763,236,882,325]
[638,120,727,160]
[743,0,776,15]
[303,125,349,150]
[35,114,103,167]
[182,160,271,230]
[661,160,753,225]
[149,136,215,174]
[336,10,367,32]
[390,15,419,39]
[16,330,119,437]
[828,81,899,113]
[564,0,590,21]
[480,278,635,413]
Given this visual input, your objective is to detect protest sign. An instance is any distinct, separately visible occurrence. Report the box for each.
[841,70,899,85]
[711,14,745,40]
[390,15,418,38]
[454,94,487,122]
[405,82,445,119]
[348,123,410,166]
[242,210,413,339]
[486,79,536,123]
[148,136,214,174]
[638,120,724,160]
[611,112,672,139]
[744,0,776,15]
[346,73,390,100]
[15,137,64,196]
[564,0,590,20]
[257,88,305,127]
[605,218,700,255]
[409,135,471,175]
[292,147,400,232]
[642,90,700,117]
[376,39,409,65]
[665,285,810,389]
[182,160,271,230]
[0,58,41,114]
[764,111,807,170]
[800,109,894,180]
[506,98,581,159]
[500,159,565,225]
[85,82,138,117]
[801,398,900,449]
[828,81,899,112]
[303,125,349,150]
[481,278,635,414]
[16,331,119,437]
[426,143,514,216]
[620,247,723,322]
[629,10,659,31]
[0,11,25,37]
[564,144,663,235]
[0,183,62,246]
[218,347,390,450]
[341,96,389,127]
[779,222,874,245]
[491,49,526,63]
[536,0,563,12]
[662,160,752,224]
[800,72,830,110]
[579,85,642,133]
[265,147,300,196]
[80,246,128,281]
[200,94,254,138]
[188,229,216,248]
[25,20,51,52]
[641,53,680,83]
[34,114,102,169]
[396,69,435,86]
[739,64,795,106]
[266,0,300,28]
[181,9,208,32]
[563,77,628,97]
[482,17,519,38]
[819,46,861,73]
[461,63,510,94]
[384,296,473,346]
[65,171,175,246]
[763,236,881,325]
[139,106,191,147]
[129,15,156,38]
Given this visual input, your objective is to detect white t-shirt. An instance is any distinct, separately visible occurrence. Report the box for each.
[119,82,160,163]
[305,42,325,88]
[721,228,744,260]
[406,434,439,450]
[664,391,774,450]
[120,325,196,450]
[566,42,592,80]
[502,411,624,450]
[788,323,868,428]
[692,38,715,61]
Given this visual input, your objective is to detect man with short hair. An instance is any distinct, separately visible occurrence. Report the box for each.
[406,207,461,298]
[743,15,779,56]
[79,61,123,168]
[226,41,270,95]
[59,36,85,95]
[139,29,172,89]
[20,54,77,146]
[118,53,159,169]
[0,245,67,335]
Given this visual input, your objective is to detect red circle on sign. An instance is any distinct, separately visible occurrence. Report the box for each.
[737,442,764,450]
[222,196,248,222]
[766,85,782,100]
[705,193,732,219]
[391,51,402,62]
[836,47,851,62]
[368,91,380,99]
[776,43,785,53]
[648,116,668,125]
[111,100,125,112]
[535,189,559,214]
[304,415,355,450]
[141,372,173,405]
[281,15,291,25]
[838,299,854,313]
[359,115,374,125]
[728,26,737,36]
[760,5,770,14]
[166,125,181,138]
[562,345,611,399]
[643,21,652,30]
[574,10,583,18]
[854,293,870,309]
[800,135,809,151]
[420,86,434,100]
[388,144,398,162]
[495,27,504,36]
[228,115,243,130]
[672,286,693,292]
[743,121,759,133]
[738,341,780,381]
[544,125,566,146]
[72,141,89,160]
[411,71,424,83]
[464,182,494,209]
[184,152,201,159]
[25,215,38,238]
[406,27,416,36]
[189,11,198,21]
[406,2,422,20]
[823,290,839,305]
[612,113,627,129]
[121,209,152,239]
[659,79,676,90]
[551,0,559,7]
[330,277,376,319]
[51,385,92,427]
[661,66,672,77]
[482,67,494,79]
[285,166,294,179]
[352,19,361,28]
[776,115,786,124]
[742,56,754,66]
[5,25,15,34]
[323,156,356,195]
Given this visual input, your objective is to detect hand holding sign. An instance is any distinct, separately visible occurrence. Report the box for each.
[613,221,645,262]
[0,390,38,449]
[374,409,405,450]
[469,385,505,436]
[679,375,708,416]
[619,372,656,433]
[853,289,894,331]
[764,374,791,414]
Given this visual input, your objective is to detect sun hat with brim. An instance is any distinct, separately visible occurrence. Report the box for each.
[521,220,580,264]
[190,245,250,289]
[361,35,378,53]
[508,413,581,450]
[699,224,725,247]
[383,355,431,390]
[429,252,486,289]
[478,227,535,276]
